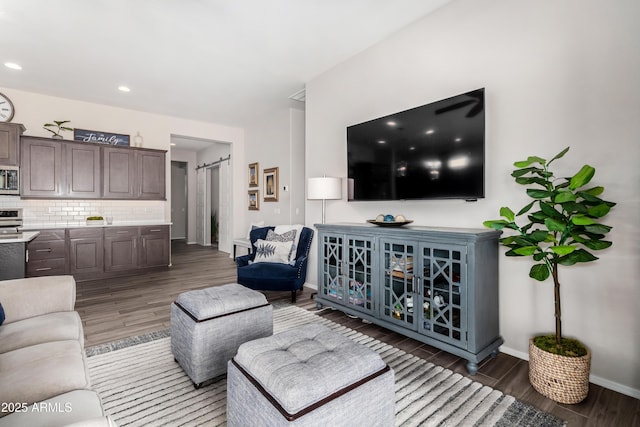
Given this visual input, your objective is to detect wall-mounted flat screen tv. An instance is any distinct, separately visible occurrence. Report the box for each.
[347,88,485,201]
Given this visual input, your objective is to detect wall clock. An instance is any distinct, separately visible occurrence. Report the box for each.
[0,92,15,122]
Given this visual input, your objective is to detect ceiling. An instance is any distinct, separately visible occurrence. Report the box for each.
[0,1,451,131]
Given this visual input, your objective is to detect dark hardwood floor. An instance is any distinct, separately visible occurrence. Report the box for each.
[75,241,640,426]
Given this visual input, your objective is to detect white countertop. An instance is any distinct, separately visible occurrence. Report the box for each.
[0,231,40,244]
[22,221,172,230]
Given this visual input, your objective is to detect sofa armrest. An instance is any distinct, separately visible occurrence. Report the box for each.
[0,275,76,324]
[236,253,253,267]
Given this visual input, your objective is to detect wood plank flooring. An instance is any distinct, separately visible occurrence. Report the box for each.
[75,241,640,427]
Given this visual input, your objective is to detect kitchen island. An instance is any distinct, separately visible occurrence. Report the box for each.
[0,231,40,280]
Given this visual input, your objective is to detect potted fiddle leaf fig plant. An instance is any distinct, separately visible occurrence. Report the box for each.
[484,146,615,404]
[43,120,72,139]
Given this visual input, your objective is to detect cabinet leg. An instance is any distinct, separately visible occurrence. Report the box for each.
[466,361,478,376]
[316,302,324,310]
[491,349,499,358]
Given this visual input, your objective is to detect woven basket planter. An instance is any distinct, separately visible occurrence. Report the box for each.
[528,338,591,404]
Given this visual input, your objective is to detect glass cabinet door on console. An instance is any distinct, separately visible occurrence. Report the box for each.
[319,233,375,316]
[380,239,417,329]
[419,244,467,349]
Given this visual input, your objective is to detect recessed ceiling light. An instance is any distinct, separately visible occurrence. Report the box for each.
[170,143,176,146]
[378,140,386,144]
[4,62,22,70]
[386,121,396,127]
[118,86,131,92]
[425,129,435,135]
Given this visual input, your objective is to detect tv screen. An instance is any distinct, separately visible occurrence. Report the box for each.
[347,88,485,201]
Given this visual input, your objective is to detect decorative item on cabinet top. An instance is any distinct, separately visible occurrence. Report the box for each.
[43,120,72,139]
[74,128,129,146]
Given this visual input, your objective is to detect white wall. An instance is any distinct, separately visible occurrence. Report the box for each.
[243,106,305,230]
[305,0,640,396]
[1,87,246,241]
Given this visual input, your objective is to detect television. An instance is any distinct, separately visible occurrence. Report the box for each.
[347,88,485,201]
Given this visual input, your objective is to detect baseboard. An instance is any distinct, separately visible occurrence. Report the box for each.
[500,345,640,399]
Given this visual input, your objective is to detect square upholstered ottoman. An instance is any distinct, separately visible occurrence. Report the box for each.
[170,283,273,388]
[227,323,395,426]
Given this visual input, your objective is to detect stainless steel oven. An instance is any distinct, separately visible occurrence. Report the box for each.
[0,207,23,237]
[0,165,19,195]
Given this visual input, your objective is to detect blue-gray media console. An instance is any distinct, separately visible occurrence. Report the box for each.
[315,222,503,374]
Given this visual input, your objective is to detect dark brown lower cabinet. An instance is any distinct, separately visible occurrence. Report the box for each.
[104,227,139,272]
[68,228,104,275]
[27,225,170,280]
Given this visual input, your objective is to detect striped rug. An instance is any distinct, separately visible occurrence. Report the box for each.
[86,305,565,427]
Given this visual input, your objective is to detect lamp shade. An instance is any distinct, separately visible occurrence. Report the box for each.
[308,177,342,200]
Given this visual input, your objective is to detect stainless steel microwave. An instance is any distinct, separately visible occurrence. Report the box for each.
[0,166,19,195]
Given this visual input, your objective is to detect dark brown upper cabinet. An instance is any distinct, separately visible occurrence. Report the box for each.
[0,122,25,166]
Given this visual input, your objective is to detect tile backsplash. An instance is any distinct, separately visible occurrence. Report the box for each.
[0,196,165,227]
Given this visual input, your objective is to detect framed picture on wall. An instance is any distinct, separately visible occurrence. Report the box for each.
[248,190,259,210]
[248,162,259,187]
[263,167,279,202]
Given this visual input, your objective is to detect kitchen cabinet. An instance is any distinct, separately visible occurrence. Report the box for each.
[20,136,165,200]
[316,223,503,375]
[26,229,67,277]
[20,137,63,197]
[0,122,25,166]
[103,146,166,199]
[21,137,101,198]
[104,227,139,272]
[139,225,170,267]
[25,224,170,280]
[68,228,104,275]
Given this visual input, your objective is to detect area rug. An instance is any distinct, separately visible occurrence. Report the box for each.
[86,306,566,427]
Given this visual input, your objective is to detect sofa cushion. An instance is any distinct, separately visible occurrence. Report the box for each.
[0,340,91,408]
[0,311,84,354]
[0,390,105,427]
[253,239,294,264]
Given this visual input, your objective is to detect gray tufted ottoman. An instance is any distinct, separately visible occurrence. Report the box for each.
[170,283,273,388]
[227,323,395,426]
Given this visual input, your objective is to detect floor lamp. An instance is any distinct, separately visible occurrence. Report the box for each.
[308,177,342,224]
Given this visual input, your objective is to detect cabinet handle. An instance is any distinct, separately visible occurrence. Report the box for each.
[134,239,137,249]
[36,248,52,252]
[36,267,52,272]
[148,229,161,232]
[116,231,129,234]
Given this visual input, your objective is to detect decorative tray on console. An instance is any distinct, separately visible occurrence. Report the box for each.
[367,219,413,227]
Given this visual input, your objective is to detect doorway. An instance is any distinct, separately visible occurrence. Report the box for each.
[170,161,188,240]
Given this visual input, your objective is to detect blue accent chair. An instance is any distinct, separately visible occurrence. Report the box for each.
[236,226,314,303]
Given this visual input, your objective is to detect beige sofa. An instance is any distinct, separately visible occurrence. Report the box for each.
[0,275,114,427]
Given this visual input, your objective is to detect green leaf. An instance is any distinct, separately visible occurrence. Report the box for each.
[548,146,570,165]
[527,189,552,199]
[499,207,515,222]
[587,204,611,218]
[511,167,540,178]
[530,264,550,281]
[583,186,604,196]
[555,191,576,203]
[483,220,509,230]
[514,156,546,168]
[545,218,566,232]
[569,165,595,190]
[550,245,576,255]
[584,223,612,234]
[558,249,598,266]
[514,246,538,256]
[515,176,548,187]
[516,201,535,216]
[540,202,562,219]
[562,201,587,214]
[582,240,613,250]
[529,230,551,242]
[571,215,595,225]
